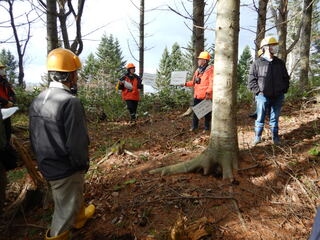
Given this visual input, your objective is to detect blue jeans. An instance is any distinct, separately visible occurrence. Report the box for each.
[255,94,284,129]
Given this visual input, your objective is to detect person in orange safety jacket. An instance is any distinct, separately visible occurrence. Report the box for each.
[118,63,143,121]
[185,51,214,131]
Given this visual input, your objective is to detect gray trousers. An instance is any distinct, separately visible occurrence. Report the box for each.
[49,172,84,237]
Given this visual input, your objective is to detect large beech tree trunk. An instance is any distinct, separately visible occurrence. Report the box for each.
[150,0,240,179]
[299,0,313,90]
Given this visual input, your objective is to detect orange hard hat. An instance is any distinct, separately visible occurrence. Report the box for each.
[126,63,135,69]
[47,48,81,72]
[197,51,210,60]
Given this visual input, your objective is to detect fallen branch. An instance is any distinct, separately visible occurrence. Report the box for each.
[11,135,45,187]
[6,178,35,213]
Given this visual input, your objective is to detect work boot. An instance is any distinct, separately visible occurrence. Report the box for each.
[253,127,263,146]
[73,204,96,229]
[45,230,70,240]
[271,127,280,145]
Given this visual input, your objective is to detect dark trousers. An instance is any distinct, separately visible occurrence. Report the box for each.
[192,98,212,130]
[126,100,138,121]
[3,118,11,142]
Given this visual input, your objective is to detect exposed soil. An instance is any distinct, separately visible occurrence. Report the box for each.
[1,99,320,240]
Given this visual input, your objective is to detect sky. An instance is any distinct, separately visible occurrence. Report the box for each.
[0,0,258,86]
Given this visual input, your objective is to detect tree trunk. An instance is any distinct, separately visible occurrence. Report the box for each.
[70,0,85,55]
[47,0,59,53]
[192,0,205,72]
[299,0,313,90]
[255,0,269,59]
[8,0,24,87]
[57,0,70,49]
[139,0,144,79]
[184,0,205,112]
[277,0,288,62]
[150,0,240,179]
[209,0,239,178]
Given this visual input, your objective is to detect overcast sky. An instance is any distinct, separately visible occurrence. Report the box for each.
[0,0,258,85]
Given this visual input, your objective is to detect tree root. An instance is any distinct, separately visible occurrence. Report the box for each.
[178,107,193,118]
[149,149,212,176]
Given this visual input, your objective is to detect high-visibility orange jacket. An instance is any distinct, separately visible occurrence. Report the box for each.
[185,65,214,99]
[118,74,143,101]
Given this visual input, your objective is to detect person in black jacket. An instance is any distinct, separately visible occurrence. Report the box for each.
[29,48,95,240]
[248,36,289,145]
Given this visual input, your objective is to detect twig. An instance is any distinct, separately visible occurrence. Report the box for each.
[288,172,317,212]
[11,224,46,229]
[96,152,114,166]
[124,149,139,158]
[238,163,260,171]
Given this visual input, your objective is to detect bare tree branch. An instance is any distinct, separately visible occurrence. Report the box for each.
[181,1,193,20]
[129,0,139,10]
[126,40,139,62]
[168,5,192,20]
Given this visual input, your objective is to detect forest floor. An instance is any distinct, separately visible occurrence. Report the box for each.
[1,98,320,240]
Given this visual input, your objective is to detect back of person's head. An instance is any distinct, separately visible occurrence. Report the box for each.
[47,48,81,82]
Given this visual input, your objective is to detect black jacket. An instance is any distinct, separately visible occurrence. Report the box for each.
[248,56,290,97]
[29,82,89,181]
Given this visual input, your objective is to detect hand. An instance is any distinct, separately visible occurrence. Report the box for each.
[205,93,210,100]
[5,101,14,108]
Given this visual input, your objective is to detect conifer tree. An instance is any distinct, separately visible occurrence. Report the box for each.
[156,47,171,89]
[81,34,126,86]
[156,43,191,89]
[96,34,126,84]
[0,49,17,84]
[237,45,252,87]
[80,53,98,81]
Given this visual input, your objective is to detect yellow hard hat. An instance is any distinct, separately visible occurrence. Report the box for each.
[47,48,81,72]
[257,49,263,57]
[197,51,210,60]
[260,36,278,48]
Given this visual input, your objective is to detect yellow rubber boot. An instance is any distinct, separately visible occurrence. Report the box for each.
[45,229,70,240]
[73,204,95,229]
